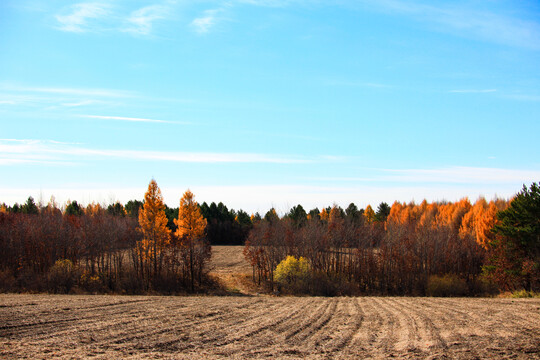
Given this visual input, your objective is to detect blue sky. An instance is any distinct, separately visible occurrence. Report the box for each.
[1,0,539,213]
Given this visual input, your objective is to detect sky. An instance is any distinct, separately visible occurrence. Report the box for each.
[1,0,540,214]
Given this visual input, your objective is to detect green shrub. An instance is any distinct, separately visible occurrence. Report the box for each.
[426,274,468,297]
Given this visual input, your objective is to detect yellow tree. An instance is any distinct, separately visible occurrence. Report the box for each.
[174,190,208,291]
[137,179,171,286]
[364,205,375,224]
[319,208,329,221]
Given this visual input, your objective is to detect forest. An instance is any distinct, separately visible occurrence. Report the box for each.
[0,181,538,296]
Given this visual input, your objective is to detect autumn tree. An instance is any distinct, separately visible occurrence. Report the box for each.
[174,190,209,291]
[364,205,375,224]
[137,179,171,288]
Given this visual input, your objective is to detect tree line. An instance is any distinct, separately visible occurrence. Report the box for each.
[245,183,539,295]
[1,182,538,295]
[0,181,212,293]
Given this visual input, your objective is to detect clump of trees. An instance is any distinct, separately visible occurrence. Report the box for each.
[0,197,139,293]
[199,202,253,245]
[245,198,511,296]
[2,182,537,296]
[0,181,212,294]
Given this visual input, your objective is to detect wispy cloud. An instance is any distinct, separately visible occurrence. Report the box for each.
[361,0,540,50]
[61,100,102,107]
[0,139,316,165]
[325,79,394,89]
[80,114,186,124]
[235,0,298,7]
[503,94,540,102]
[449,89,497,94]
[55,2,110,33]
[54,2,175,36]
[4,84,134,98]
[123,5,168,35]
[191,9,222,34]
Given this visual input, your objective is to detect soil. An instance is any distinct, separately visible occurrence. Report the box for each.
[1,246,539,359]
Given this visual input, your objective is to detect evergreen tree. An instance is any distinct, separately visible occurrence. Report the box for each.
[487,182,540,291]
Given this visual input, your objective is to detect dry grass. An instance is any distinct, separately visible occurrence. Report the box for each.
[1,294,539,359]
[1,246,539,359]
[209,246,259,295]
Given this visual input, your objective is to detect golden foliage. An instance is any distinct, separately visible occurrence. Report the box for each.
[137,179,171,261]
[174,189,207,241]
[320,208,329,221]
[86,202,104,216]
[364,205,375,224]
[329,206,342,223]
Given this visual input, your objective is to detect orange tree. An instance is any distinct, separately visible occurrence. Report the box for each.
[137,179,171,288]
[174,190,209,291]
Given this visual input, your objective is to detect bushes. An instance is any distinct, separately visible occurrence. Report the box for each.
[275,256,311,293]
[48,259,80,293]
[274,256,358,296]
[0,269,16,292]
[79,271,105,293]
[426,274,468,297]
[511,290,540,298]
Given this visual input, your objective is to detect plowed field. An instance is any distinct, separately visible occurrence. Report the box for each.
[1,294,539,359]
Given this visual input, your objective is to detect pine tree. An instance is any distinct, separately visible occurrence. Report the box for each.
[488,183,540,291]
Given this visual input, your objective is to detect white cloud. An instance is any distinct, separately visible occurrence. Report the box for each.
[123,5,168,35]
[191,9,222,34]
[4,84,134,98]
[0,139,313,165]
[325,79,394,89]
[449,89,497,94]
[61,100,101,107]
[235,0,299,7]
[55,2,110,33]
[80,114,185,124]
[503,94,540,102]
[360,0,540,50]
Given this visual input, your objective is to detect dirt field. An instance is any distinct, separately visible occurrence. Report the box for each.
[1,294,539,359]
[208,246,256,294]
[209,246,252,275]
[1,246,540,359]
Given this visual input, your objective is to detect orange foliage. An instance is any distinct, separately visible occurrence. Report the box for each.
[174,190,207,241]
[364,205,375,224]
[85,202,104,216]
[319,208,329,221]
[137,180,171,269]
